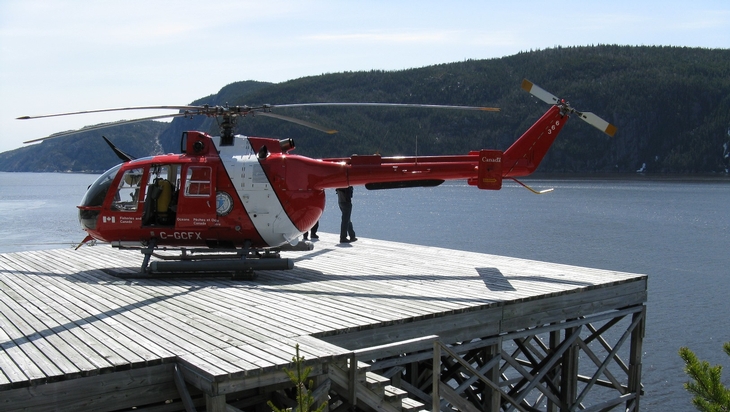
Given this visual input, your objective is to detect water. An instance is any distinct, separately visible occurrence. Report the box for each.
[0,173,91,252]
[1,172,729,410]
[321,177,730,411]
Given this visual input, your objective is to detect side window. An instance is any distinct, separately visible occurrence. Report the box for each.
[185,166,212,197]
[144,165,180,201]
[112,168,144,211]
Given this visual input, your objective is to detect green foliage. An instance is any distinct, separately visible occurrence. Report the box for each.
[679,343,730,411]
[3,46,730,173]
[268,344,327,412]
[210,45,730,174]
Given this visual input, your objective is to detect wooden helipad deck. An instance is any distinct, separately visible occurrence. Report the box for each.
[0,234,647,411]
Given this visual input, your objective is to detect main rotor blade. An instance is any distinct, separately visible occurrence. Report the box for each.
[19,101,498,144]
[256,112,338,134]
[17,105,201,120]
[23,112,188,143]
[269,102,500,112]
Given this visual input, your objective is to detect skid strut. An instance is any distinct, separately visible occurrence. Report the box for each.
[132,240,294,279]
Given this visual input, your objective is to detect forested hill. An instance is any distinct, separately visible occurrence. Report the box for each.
[2,45,729,174]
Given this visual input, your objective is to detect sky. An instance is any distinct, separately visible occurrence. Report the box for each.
[1,0,729,153]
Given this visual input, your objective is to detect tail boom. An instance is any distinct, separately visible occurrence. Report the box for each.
[286,81,611,192]
[309,104,569,192]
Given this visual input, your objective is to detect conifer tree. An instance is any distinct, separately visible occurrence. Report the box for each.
[269,344,328,412]
[678,342,730,411]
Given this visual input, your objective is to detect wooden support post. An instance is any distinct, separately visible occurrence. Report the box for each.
[483,343,501,412]
[547,329,560,412]
[174,364,198,412]
[348,353,357,410]
[561,326,579,411]
[205,393,227,412]
[432,341,441,412]
[313,372,331,412]
[627,306,646,411]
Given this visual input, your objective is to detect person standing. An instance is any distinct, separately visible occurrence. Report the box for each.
[303,221,319,240]
[336,186,357,243]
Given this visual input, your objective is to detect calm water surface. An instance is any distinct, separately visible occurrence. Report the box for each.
[1,172,729,411]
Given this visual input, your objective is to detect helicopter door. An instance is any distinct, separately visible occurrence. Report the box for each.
[176,165,217,228]
[141,164,180,226]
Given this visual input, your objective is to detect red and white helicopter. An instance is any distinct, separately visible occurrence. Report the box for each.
[19,79,615,277]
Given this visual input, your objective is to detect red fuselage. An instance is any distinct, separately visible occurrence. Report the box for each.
[78,105,569,249]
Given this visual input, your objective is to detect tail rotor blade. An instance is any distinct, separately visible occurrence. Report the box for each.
[578,111,617,137]
[522,79,617,137]
[521,79,559,105]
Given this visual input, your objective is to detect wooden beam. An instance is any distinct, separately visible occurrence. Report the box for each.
[174,364,198,412]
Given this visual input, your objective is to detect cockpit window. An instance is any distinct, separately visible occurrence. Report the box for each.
[112,168,144,211]
[79,163,122,208]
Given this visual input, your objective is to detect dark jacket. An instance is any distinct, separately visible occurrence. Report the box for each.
[336,186,353,204]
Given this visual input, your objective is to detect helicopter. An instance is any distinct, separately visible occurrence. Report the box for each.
[18,79,616,278]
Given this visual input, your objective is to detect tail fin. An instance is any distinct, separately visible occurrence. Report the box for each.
[502,105,567,177]
[500,79,616,178]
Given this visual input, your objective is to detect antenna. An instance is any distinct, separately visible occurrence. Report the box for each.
[415,134,418,165]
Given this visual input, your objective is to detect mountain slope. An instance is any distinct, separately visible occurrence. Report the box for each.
[2,45,729,174]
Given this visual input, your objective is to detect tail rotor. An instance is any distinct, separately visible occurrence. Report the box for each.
[495,80,617,194]
[521,79,617,137]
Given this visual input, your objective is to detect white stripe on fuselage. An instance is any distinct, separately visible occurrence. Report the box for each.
[212,136,301,247]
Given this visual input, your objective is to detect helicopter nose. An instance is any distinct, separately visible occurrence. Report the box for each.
[78,207,100,231]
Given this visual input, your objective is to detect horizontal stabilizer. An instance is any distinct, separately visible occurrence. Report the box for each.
[476,149,503,190]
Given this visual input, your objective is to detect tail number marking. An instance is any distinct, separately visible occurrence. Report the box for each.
[159,231,203,240]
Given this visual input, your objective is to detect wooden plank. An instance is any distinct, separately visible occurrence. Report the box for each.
[1,251,172,368]
[0,349,24,389]
[147,277,309,341]
[0,272,115,374]
[220,345,282,372]
[0,366,9,390]
[210,346,264,373]
[9,267,173,366]
[53,270,224,358]
[0,298,70,382]
[0,363,178,412]
[286,335,352,360]
[500,281,647,331]
[215,364,324,396]
[321,305,504,350]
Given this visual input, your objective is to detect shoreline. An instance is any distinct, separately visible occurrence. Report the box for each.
[2,170,730,183]
[524,172,730,183]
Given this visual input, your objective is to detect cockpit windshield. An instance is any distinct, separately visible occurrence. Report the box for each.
[80,163,122,208]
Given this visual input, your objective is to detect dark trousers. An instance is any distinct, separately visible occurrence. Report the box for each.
[338,202,356,240]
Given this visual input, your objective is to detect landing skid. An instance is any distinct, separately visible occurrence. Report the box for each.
[114,240,298,279]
